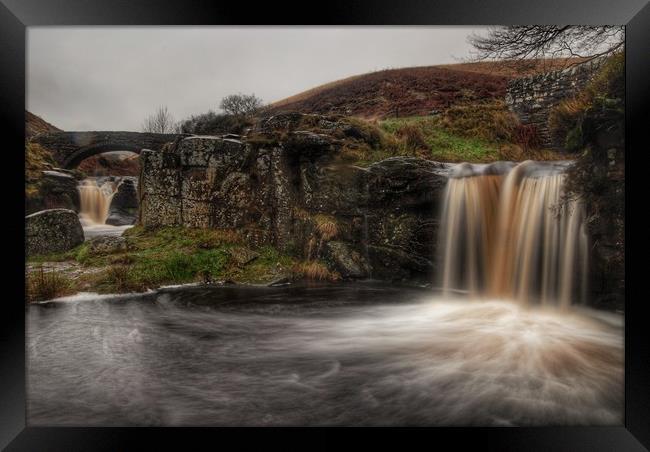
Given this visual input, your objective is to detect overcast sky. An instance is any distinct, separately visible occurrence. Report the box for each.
[27,27,487,131]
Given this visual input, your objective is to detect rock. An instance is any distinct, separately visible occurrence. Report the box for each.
[25,170,81,215]
[138,115,451,284]
[106,178,138,226]
[323,241,371,279]
[367,245,434,282]
[267,277,292,287]
[228,247,260,266]
[26,209,84,256]
[87,236,128,255]
[366,157,451,207]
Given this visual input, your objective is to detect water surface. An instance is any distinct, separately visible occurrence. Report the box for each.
[27,283,623,426]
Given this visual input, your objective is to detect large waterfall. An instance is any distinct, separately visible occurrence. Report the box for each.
[78,178,117,225]
[439,160,589,308]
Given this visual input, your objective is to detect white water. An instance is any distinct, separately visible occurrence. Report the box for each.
[78,178,132,239]
[27,285,623,426]
[27,161,622,426]
[439,161,589,308]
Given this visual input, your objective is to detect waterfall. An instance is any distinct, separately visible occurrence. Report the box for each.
[439,160,589,308]
[78,179,117,225]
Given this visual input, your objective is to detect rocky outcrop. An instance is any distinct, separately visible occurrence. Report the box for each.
[106,177,138,226]
[26,209,84,256]
[139,114,451,283]
[25,170,81,215]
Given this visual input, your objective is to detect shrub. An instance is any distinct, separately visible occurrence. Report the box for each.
[27,266,70,302]
[177,111,253,135]
[220,93,264,117]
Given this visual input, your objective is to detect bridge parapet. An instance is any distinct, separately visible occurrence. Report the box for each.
[30,131,180,168]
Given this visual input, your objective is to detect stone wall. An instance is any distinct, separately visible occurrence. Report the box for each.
[139,115,451,283]
[31,131,179,168]
[506,58,603,149]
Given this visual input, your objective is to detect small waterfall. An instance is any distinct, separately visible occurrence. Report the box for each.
[439,160,589,308]
[78,179,117,225]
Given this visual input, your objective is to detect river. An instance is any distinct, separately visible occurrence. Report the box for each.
[27,283,623,426]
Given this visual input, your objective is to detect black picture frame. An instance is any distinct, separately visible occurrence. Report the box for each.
[1,1,648,450]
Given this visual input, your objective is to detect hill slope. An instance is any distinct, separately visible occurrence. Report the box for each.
[270,59,583,119]
[26,110,61,139]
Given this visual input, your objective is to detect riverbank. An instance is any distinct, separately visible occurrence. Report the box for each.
[26,225,341,302]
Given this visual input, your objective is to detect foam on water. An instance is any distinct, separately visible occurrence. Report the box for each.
[27,286,623,426]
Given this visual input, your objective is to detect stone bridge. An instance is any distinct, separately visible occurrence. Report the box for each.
[30,131,181,168]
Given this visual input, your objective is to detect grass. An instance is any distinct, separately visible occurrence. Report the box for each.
[292,261,339,282]
[26,266,72,302]
[27,226,300,295]
[380,116,501,163]
[313,214,339,241]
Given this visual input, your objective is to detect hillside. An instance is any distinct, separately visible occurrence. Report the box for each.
[26,110,61,138]
[25,111,139,176]
[270,59,584,119]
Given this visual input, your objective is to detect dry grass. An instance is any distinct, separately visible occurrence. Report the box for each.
[437,58,588,78]
[548,97,589,147]
[103,265,133,292]
[25,142,55,182]
[440,100,518,142]
[395,123,428,151]
[314,214,339,241]
[292,261,339,282]
[498,143,569,161]
[26,266,71,302]
[268,65,507,119]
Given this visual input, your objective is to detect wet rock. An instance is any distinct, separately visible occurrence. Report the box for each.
[26,170,81,215]
[267,277,292,287]
[26,209,84,256]
[106,177,138,226]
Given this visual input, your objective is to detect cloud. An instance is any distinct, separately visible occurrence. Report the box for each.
[27,26,486,131]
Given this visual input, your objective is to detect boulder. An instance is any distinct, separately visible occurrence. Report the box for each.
[26,209,84,256]
[25,170,81,215]
[106,177,138,226]
[87,235,128,255]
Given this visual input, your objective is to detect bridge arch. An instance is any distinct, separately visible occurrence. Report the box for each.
[30,131,180,169]
[63,143,143,169]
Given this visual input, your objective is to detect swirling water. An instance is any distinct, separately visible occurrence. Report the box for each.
[27,283,623,426]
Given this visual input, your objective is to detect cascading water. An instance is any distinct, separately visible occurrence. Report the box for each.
[439,160,589,308]
[78,178,117,225]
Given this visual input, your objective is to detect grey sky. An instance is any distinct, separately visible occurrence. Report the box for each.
[27,27,487,131]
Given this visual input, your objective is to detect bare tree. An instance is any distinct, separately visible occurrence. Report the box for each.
[219,93,264,117]
[469,26,624,69]
[142,105,176,133]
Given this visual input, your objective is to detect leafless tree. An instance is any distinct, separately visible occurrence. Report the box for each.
[142,105,176,133]
[219,93,264,117]
[469,26,624,69]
